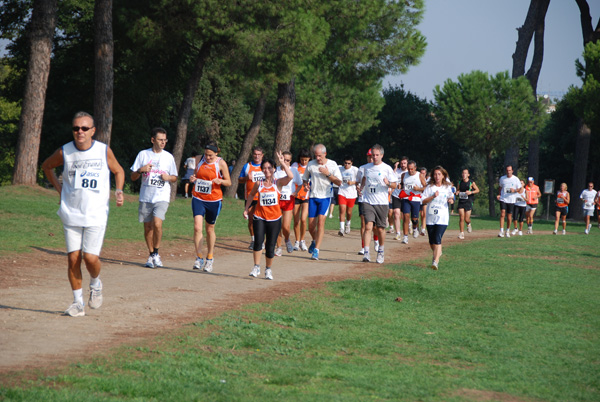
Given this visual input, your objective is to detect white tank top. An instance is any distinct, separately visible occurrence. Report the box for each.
[403,172,423,197]
[58,141,111,227]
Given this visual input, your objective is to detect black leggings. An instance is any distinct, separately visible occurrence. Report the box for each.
[252,217,282,258]
[514,205,526,223]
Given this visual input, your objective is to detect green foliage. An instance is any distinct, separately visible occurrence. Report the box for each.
[0,63,21,185]
[572,40,600,133]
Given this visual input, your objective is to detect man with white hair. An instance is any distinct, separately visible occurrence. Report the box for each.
[302,144,343,260]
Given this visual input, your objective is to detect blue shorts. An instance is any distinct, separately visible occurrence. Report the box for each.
[192,198,222,225]
[401,199,421,219]
[426,224,447,245]
[309,197,331,218]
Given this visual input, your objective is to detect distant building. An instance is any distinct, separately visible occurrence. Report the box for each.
[537,94,556,113]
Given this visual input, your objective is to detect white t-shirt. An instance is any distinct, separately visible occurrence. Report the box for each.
[131,148,178,203]
[339,165,359,199]
[302,159,342,199]
[580,189,598,210]
[361,162,397,205]
[499,175,522,203]
[275,166,302,201]
[514,189,527,207]
[422,184,454,225]
[183,156,196,180]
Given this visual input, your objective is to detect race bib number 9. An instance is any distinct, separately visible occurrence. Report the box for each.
[148,173,165,188]
[260,191,278,206]
[74,169,100,191]
[195,179,212,194]
[459,192,468,200]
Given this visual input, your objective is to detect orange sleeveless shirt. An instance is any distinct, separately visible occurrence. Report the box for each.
[192,157,223,202]
[253,181,282,221]
[293,163,309,201]
[525,184,540,205]
[556,191,569,208]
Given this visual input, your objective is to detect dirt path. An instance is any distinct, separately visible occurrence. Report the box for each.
[0,226,496,375]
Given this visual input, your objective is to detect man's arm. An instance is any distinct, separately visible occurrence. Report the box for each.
[107,147,125,206]
[41,148,64,196]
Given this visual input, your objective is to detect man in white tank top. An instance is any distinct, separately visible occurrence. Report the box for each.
[42,111,125,317]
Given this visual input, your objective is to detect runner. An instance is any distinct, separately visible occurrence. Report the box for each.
[302,144,343,260]
[292,149,311,251]
[524,177,541,234]
[497,165,521,238]
[421,166,455,270]
[274,151,302,256]
[182,151,197,198]
[337,156,359,236]
[359,144,398,264]
[238,146,265,249]
[391,157,409,241]
[455,168,479,239]
[356,149,375,255]
[579,182,597,234]
[596,191,600,229]
[398,160,426,244]
[419,167,429,236]
[244,152,293,280]
[511,180,527,236]
[41,111,125,317]
[189,142,231,272]
[553,183,570,235]
[131,127,178,268]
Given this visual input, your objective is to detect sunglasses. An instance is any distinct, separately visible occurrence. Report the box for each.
[72,126,94,132]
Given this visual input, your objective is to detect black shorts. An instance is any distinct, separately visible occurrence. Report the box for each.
[500,201,515,215]
[514,205,526,222]
[457,201,473,212]
[330,188,339,205]
[426,224,447,245]
[556,206,568,217]
[294,197,308,205]
[358,201,364,217]
[391,196,403,210]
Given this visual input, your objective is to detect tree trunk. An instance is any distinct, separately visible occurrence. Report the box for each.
[12,0,57,185]
[528,135,540,182]
[169,42,212,201]
[272,78,295,157]
[571,119,591,220]
[224,88,269,198]
[93,0,114,145]
[575,0,600,45]
[487,152,496,217]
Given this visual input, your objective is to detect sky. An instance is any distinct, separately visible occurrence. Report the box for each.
[383,0,598,100]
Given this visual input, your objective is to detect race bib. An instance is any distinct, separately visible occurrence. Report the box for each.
[342,173,353,184]
[585,201,593,208]
[194,179,212,194]
[260,191,278,206]
[405,184,413,191]
[280,192,291,201]
[148,172,165,188]
[459,192,469,200]
[515,195,524,203]
[251,171,266,182]
[73,169,101,191]
[557,197,564,204]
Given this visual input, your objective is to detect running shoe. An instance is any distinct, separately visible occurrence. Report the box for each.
[153,254,163,268]
[311,249,319,260]
[274,247,283,257]
[250,265,260,277]
[88,281,103,309]
[467,223,472,233]
[511,229,518,236]
[362,251,370,262]
[402,235,408,244]
[498,231,504,238]
[562,230,566,235]
[248,240,254,250]
[376,251,384,264]
[395,233,402,241]
[65,302,85,317]
[286,240,294,253]
[345,225,351,234]
[308,241,316,254]
[328,213,333,218]
[293,241,300,251]
[420,228,426,236]
[193,257,204,270]
[338,230,344,237]
[300,240,308,251]
[358,248,365,255]
[203,259,214,272]
[506,231,511,238]
[265,268,273,280]
[458,232,464,240]
[387,226,395,234]
[145,255,154,268]
[413,228,419,238]
[518,231,523,236]
[431,260,438,271]
[585,228,589,235]
[553,230,557,235]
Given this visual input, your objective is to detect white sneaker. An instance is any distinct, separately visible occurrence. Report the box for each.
[409,222,413,231]
[345,225,351,234]
[395,233,402,241]
[89,281,103,309]
[274,247,283,257]
[203,259,214,272]
[506,231,511,238]
[286,240,294,253]
[585,228,589,235]
[562,230,566,235]
[374,240,379,252]
[293,241,300,251]
[387,226,394,233]
[193,257,204,270]
[518,231,523,236]
[265,268,273,280]
[338,230,344,237]
[300,240,308,251]
[467,223,472,233]
[153,254,163,267]
[498,231,504,238]
[249,265,260,277]
[553,230,557,235]
[431,260,438,270]
[420,228,426,236]
[145,255,154,268]
[376,251,384,264]
[362,251,371,262]
[358,248,365,255]
[65,302,85,317]
[328,214,333,218]
[413,228,419,238]
[458,232,464,240]
[402,235,408,244]
[512,229,518,236]
[248,240,254,250]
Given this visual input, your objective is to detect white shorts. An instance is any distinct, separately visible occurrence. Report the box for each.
[63,225,106,256]
[583,208,595,217]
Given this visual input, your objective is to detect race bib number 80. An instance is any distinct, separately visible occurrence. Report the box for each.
[74,169,100,191]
